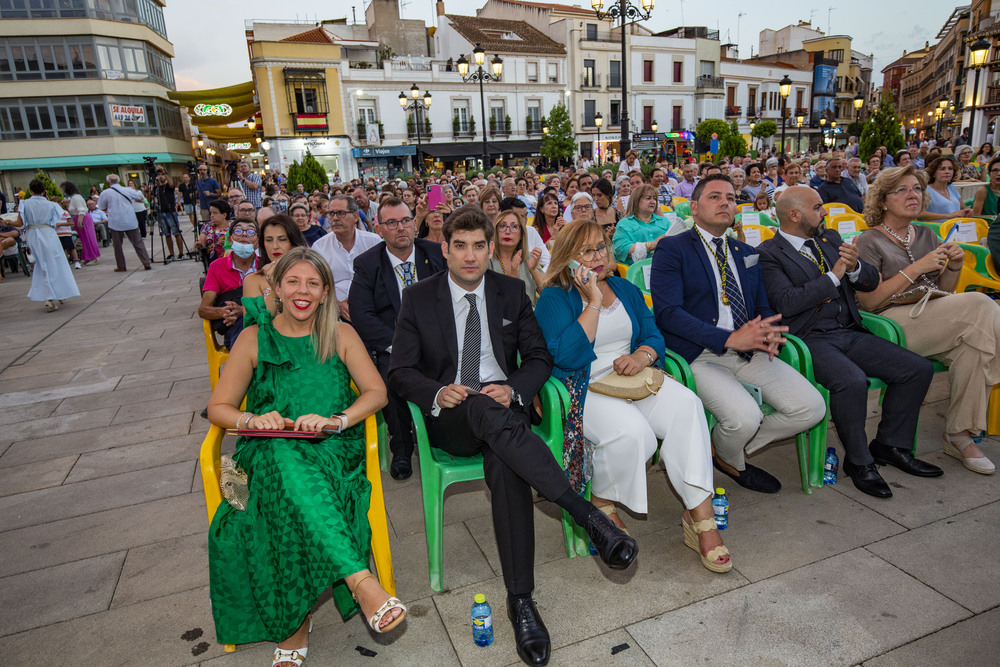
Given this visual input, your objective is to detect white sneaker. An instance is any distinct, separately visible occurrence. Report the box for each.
[74,261,81,269]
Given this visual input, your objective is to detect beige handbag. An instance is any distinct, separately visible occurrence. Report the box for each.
[589,366,665,403]
[220,455,249,511]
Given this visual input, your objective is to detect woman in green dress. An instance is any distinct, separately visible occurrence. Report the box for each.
[207,248,403,667]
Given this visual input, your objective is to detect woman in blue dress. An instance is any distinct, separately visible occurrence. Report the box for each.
[19,179,80,312]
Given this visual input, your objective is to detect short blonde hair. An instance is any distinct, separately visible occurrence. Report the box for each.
[493,208,529,259]
[863,165,930,229]
[542,219,608,290]
[625,184,658,218]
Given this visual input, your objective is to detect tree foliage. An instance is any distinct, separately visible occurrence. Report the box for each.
[286,150,328,192]
[695,119,729,147]
[751,120,778,139]
[540,103,577,161]
[34,170,63,199]
[859,94,905,161]
[719,119,748,158]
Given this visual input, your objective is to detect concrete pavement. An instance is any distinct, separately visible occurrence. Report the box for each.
[1,249,998,666]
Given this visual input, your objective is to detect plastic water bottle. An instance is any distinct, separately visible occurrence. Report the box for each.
[712,488,729,530]
[471,593,493,647]
[824,447,839,486]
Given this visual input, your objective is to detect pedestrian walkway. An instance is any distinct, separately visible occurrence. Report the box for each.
[0,255,998,666]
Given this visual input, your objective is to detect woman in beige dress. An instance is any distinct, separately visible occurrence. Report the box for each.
[855,165,998,474]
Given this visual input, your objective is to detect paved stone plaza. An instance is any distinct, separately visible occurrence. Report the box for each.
[1,251,998,666]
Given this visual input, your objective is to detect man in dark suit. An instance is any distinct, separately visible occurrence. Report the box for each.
[651,174,826,494]
[757,186,941,497]
[349,196,446,479]
[389,205,636,667]
[817,156,865,212]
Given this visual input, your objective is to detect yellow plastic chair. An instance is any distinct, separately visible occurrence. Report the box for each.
[659,204,673,213]
[939,218,989,244]
[738,203,756,214]
[822,202,859,217]
[199,397,395,652]
[827,212,867,234]
[740,224,776,247]
[203,319,229,392]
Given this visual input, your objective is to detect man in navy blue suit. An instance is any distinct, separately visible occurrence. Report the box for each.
[349,196,447,480]
[650,174,826,493]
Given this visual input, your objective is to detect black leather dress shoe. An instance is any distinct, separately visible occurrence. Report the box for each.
[713,459,782,494]
[870,442,943,477]
[843,459,892,498]
[389,455,412,480]
[584,508,637,570]
[507,596,550,666]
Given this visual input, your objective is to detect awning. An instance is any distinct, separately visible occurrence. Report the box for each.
[419,139,543,160]
[0,152,194,170]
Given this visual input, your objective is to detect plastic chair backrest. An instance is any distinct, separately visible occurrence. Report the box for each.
[625,258,652,292]
[738,203,756,213]
[822,202,858,217]
[741,224,775,247]
[203,319,229,392]
[827,212,867,235]
[939,218,989,244]
[737,211,778,227]
[673,201,691,218]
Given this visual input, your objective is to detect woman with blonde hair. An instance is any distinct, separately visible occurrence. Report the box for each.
[856,165,1000,474]
[490,208,543,305]
[207,248,406,665]
[535,220,729,572]
[612,184,673,265]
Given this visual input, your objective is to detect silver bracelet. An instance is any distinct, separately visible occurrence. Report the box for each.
[898,269,915,285]
[586,304,601,312]
[642,350,655,365]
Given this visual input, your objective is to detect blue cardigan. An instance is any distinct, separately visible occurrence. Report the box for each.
[535,276,665,394]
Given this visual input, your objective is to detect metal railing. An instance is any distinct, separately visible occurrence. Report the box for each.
[581,73,601,89]
[697,75,725,89]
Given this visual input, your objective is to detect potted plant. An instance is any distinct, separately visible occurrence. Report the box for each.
[489,115,496,134]
[505,114,511,134]
[407,115,415,135]
[453,114,460,134]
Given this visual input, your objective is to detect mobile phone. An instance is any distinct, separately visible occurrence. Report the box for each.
[427,184,444,210]
[569,259,593,283]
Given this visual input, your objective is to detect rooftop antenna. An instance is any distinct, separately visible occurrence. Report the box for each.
[352,6,356,24]
[736,11,746,56]
[809,8,817,25]
[679,0,685,27]
[828,6,835,34]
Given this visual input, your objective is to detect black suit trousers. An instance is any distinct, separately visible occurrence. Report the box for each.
[806,329,934,465]
[427,394,573,595]
[374,351,414,459]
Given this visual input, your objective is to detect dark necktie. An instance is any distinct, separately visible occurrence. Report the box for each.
[712,237,752,362]
[460,293,482,390]
[803,240,825,271]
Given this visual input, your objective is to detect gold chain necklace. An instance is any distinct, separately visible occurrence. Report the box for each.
[698,231,731,305]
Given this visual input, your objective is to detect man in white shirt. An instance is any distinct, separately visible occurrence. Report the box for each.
[96,174,151,271]
[842,157,869,196]
[311,194,380,322]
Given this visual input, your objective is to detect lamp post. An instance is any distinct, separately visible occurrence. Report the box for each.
[796,114,804,154]
[457,44,503,168]
[819,117,826,149]
[749,120,756,152]
[399,84,432,175]
[936,97,948,139]
[853,93,864,126]
[968,38,991,144]
[830,121,837,148]
[779,75,792,156]
[595,112,603,164]
[591,0,655,156]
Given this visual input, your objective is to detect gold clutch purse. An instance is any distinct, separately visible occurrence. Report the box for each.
[220,455,249,511]
[589,367,665,403]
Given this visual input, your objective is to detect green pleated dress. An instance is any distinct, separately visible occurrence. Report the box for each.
[208,298,371,645]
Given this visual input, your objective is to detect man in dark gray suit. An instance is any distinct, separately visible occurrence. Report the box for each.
[757,186,941,498]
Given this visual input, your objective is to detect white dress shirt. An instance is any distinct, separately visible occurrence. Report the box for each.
[695,225,744,332]
[312,227,382,301]
[96,184,142,232]
[776,229,862,287]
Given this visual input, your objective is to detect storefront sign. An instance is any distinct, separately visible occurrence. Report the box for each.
[632,132,661,142]
[352,146,417,158]
[109,104,145,123]
[194,104,233,117]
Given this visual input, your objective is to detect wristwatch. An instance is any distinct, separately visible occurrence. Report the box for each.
[328,413,348,433]
[510,387,523,406]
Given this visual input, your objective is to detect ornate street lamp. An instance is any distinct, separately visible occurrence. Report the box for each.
[779,75,792,155]
[595,111,603,164]
[399,85,432,174]
[457,45,503,167]
[591,0,655,155]
[796,114,804,154]
[820,117,827,148]
[853,93,864,125]
[968,37,991,143]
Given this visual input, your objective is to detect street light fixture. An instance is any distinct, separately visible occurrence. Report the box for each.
[853,93,864,126]
[779,74,792,155]
[651,120,657,132]
[399,85,432,174]
[820,117,827,148]
[247,117,256,131]
[594,112,603,164]
[968,37,991,143]
[796,114,804,154]
[457,44,503,168]
[831,120,837,147]
[591,0,655,155]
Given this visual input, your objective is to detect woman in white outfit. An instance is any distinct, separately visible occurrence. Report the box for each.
[20,179,80,311]
[535,220,730,573]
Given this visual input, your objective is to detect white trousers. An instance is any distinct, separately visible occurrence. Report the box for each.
[582,377,714,512]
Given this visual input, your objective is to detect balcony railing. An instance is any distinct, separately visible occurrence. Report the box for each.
[452,125,475,138]
[726,105,742,117]
[525,120,544,135]
[582,29,620,42]
[988,86,1000,105]
[582,73,601,89]
[697,75,725,89]
[608,76,621,89]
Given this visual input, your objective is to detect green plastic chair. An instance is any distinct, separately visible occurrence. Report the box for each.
[673,201,691,218]
[376,411,390,471]
[407,377,588,592]
[625,258,652,293]
[735,211,779,227]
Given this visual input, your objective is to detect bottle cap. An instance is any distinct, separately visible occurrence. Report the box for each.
[827,446,836,453]
[474,593,486,604]
[715,487,725,495]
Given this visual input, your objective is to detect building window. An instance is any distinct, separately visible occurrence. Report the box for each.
[583,58,595,87]
[453,102,470,133]
[0,36,172,87]
[609,60,620,88]
[580,141,593,158]
[643,105,653,131]
[583,99,596,127]
[610,100,620,126]
[526,102,541,133]
[748,88,757,116]
[828,49,844,62]
[527,61,538,82]
[796,89,804,110]
[672,105,682,131]
[699,60,715,77]
[283,68,329,115]
[547,62,558,83]
[673,61,682,84]
[358,106,376,125]
[0,94,183,140]
[490,100,506,133]
[0,0,168,40]
[585,23,597,40]
[643,59,653,83]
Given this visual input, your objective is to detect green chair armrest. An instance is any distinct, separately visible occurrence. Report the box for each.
[661,347,696,392]
[860,311,904,346]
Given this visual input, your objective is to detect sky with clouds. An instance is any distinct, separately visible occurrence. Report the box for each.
[164,0,956,91]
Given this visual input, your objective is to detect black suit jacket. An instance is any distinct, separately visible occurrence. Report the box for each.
[388,270,553,415]
[757,228,879,337]
[349,238,446,352]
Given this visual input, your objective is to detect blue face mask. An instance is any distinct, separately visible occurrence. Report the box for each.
[232,242,255,259]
